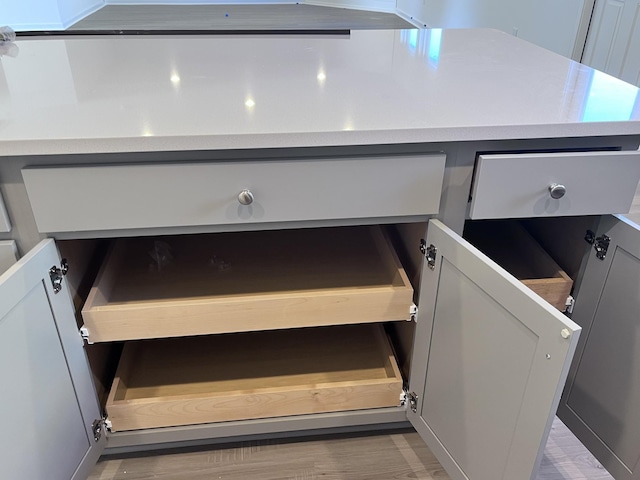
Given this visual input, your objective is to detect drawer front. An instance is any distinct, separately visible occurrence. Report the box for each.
[23,155,445,233]
[469,151,640,219]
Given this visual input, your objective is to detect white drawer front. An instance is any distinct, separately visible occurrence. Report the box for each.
[23,155,445,233]
[469,151,640,219]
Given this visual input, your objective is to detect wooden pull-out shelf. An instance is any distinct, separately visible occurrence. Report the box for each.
[463,221,572,310]
[106,324,403,432]
[82,226,413,343]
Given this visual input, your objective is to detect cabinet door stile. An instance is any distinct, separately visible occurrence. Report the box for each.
[0,239,104,480]
[407,219,581,480]
[558,215,640,480]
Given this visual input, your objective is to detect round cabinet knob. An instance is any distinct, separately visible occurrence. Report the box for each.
[238,189,254,205]
[548,183,567,199]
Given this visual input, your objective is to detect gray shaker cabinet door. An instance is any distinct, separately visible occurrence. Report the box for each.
[0,240,104,480]
[558,215,640,480]
[407,220,581,480]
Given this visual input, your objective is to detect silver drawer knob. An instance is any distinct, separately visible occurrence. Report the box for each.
[548,183,566,199]
[238,189,254,205]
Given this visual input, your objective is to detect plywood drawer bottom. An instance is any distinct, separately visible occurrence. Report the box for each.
[106,324,403,432]
[463,221,572,310]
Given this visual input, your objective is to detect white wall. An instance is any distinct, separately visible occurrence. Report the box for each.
[396,0,586,58]
[58,0,104,27]
[1,0,103,30]
[104,0,295,4]
[1,0,63,30]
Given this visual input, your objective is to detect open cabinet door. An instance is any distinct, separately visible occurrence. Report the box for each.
[0,240,105,479]
[558,215,640,480]
[407,220,580,480]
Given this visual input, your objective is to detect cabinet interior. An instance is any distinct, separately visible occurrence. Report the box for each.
[56,217,589,432]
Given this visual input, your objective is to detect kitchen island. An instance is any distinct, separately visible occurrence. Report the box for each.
[1,29,640,480]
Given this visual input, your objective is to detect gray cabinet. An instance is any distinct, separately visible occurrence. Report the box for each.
[407,220,580,480]
[0,240,105,479]
[558,215,640,480]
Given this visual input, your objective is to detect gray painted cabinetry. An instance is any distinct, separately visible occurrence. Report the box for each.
[558,215,640,480]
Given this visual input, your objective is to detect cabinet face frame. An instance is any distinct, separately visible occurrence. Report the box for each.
[0,240,105,479]
[407,219,581,480]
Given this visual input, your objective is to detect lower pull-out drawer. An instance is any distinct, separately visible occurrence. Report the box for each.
[81,226,414,342]
[463,220,572,310]
[106,324,403,432]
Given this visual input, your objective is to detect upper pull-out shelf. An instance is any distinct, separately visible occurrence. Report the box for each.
[81,226,413,343]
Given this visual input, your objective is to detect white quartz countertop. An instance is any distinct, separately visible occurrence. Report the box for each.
[1,28,640,156]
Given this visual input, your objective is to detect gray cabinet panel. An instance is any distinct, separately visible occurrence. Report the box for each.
[0,190,10,232]
[0,240,18,275]
[408,220,580,480]
[0,240,104,479]
[559,215,640,480]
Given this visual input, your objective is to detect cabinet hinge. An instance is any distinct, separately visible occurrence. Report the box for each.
[408,391,418,413]
[585,230,610,260]
[419,239,437,270]
[79,326,93,345]
[91,416,110,442]
[400,389,419,412]
[48,258,69,294]
[410,304,418,322]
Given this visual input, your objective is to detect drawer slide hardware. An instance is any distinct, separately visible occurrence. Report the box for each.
[585,230,610,260]
[48,259,69,294]
[420,239,438,270]
[79,326,93,344]
[565,295,575,315]
[410,304,418,322]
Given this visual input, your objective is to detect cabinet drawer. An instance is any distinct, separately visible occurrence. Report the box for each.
[464,221,572,310]
[105,324,403,432]
[469,151,640,219]
[22,155,445,233]
[81,226,414,343]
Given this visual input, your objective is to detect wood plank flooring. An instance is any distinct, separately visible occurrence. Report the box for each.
[69,4,413,31]
[89,419,612,480]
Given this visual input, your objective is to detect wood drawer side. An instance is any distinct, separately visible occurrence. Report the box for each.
[81,227,414,343]
[463,221,573,310]
[105,324,404,432]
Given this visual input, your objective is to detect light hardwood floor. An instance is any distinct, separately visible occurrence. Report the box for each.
[89,419,612,480]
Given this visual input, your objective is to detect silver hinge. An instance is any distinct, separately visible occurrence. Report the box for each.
[585,230,610,260]
[91,417,108,442]
[79,326,93,344]
[565,295,575,315]
[407,391,418,413]
[419,239,437,270]
[48,258,69,294]
[410,304,418,322]
[401,389,419,413]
